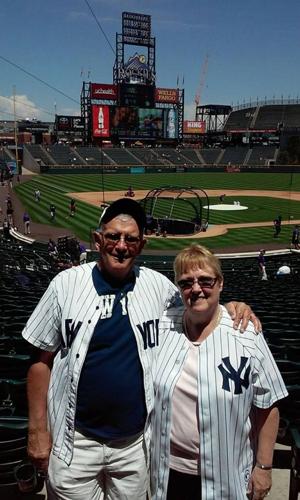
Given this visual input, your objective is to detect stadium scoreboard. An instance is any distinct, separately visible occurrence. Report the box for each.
[119,83,155,108]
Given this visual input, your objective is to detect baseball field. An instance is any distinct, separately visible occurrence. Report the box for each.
[14,171,300,251]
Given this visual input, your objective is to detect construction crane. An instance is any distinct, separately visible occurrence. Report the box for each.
[194,54,209,108]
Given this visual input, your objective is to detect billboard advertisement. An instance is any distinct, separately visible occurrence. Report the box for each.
[56,115,72,130]
[92,105,110,137]
[164,109,178,139]
[155,88,179,104]
[183,120,206,134]
[90,83,118,100]
[56,115,84,131]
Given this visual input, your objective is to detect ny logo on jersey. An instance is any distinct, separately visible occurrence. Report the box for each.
[137,319,159,350]
[63,319,83,349]
[218,356,250,395]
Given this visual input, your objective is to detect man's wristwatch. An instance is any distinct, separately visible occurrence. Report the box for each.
[255,463,272,470]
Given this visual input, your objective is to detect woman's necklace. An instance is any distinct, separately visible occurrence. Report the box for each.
[183,306,223,344]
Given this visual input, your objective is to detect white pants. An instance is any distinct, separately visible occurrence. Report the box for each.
[47,431,148,500]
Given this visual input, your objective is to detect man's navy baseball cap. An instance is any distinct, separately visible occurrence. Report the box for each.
[99,198,146,233]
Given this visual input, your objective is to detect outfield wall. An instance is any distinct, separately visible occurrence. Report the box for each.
[36,165,300,175]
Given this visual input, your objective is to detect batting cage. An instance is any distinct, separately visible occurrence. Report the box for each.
[140,186,210,236]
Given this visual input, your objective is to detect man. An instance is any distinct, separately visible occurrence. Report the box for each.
[258,249,268,281]
[273,215,282,237]
[291,225,300,250]
[49,204,56,221]
[23,198,260,500]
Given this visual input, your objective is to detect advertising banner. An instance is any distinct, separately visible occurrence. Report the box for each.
[183,120,206,134]
[164,109,178,139]
[71,117,84,130]
[56,115,84,131]
[90,83,118,100]
[92,105,110,137]
[155,88,179,104]
[56,115,72,130]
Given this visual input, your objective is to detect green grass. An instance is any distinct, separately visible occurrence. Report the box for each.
[14,171,300,249]
[20,171,300,192]
[145,225,294,251]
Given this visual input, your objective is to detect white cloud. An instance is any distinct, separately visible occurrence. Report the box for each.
[0,94,42,121]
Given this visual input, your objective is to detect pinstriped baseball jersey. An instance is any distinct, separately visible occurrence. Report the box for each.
[151,305,288,500]
[22,262,180,465]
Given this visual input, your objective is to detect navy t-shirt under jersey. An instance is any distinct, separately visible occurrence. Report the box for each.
[75,266,146,440]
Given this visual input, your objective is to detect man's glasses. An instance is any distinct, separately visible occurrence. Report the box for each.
[102,232,141,247]
[177,277,218,290]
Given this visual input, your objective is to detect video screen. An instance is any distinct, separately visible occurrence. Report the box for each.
[138,109,163,138]
[110,107,165,138]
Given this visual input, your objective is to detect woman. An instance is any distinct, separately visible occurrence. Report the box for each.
[151,244,287,500]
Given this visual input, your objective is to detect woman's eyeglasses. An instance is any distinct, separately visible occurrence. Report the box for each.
[177,277,218,290]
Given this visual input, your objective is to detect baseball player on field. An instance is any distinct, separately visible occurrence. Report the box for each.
[22,199,260,500]
[150,244,287,500]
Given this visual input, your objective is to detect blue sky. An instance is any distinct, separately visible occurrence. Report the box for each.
[0,0,299,122]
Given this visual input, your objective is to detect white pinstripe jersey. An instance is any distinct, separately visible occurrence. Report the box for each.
[22,262,180,465]
[151,305,288,500]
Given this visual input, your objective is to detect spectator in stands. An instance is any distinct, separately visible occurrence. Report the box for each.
[273,215,282,237]
[23,212,31,235]
[291,225,300,249]
[3,217,10,238]
[258,249,268,280]
[22,198,259,500]
[49,204,56,221]
[6,204,14,226]
[79,242,87,264]
[6,195,12,209]
[48,238,58,258]
[70,198,76,217]
[150,244,287,500]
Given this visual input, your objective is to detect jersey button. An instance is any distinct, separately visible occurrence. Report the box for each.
[76,353,80,358]
[88,320,91,324]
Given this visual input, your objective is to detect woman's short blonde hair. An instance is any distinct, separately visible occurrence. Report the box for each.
[174,244,223,283]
